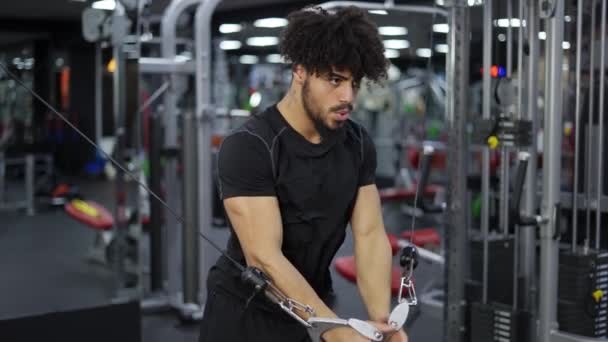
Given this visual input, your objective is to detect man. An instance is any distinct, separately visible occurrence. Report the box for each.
[199,6,408,342]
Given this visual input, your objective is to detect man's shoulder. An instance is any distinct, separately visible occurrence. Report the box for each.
[226,106,285,149]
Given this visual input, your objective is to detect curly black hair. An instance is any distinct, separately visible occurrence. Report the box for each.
[279,6,389,83]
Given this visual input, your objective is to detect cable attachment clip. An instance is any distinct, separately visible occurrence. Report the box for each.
[388,246,420,330]
[241,267,315,327]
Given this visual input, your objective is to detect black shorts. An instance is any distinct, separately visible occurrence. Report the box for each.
[198,268,310,342]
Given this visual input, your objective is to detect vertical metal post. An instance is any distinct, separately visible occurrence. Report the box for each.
[595,0,606,251]
[161,0,201,304]
[500,0,515,237]
[195,0,222,306]
[444,1,469,341]
[572,0,584,252]
[112,10,128,294]
[481,0,492,306]
[585,0,597,252]
[149,111,163,291]
[182,109,199,305]
[507,0,513,76]
[95,43,103,145]
[517,0,524,121]
[24,153,34,216]
[521,0,539,314]
[539,0,565,340]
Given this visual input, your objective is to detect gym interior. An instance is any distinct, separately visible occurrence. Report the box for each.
[0,0,607,341]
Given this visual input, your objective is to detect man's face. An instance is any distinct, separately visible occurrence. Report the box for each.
[300,68,359,132]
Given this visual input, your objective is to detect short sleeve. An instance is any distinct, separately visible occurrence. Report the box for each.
[217,131,276,199]
[358,127,377,186]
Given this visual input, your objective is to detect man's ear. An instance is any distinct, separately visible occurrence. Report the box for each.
[292,64,307,85]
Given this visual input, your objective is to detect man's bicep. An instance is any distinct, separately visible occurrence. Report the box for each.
[350,184,385,239]
[223,196,284,264]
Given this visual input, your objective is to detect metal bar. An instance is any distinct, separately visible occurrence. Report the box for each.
[572,0,584,253]
[585,0,598,252]
[160,0,202,304]
[138,58,196,74]
[95,43,102,145]
[596,0,606,251]
[24,153,34,216]
[195,0,222,306]
[318,1,448,17]
[562,192,608,211]
[443,1,469,341]
[539,1,565,340]
[481,0,492,306]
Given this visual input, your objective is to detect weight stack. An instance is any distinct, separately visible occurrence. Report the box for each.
[470,302,530,342]
[470,235,515,306]
[558,250,608,338]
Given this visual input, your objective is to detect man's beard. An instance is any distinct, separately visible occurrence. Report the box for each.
[301,79,344,141]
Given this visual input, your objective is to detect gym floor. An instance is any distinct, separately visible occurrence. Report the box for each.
[0,178,441,341]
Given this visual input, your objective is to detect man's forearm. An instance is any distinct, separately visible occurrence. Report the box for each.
[354,229,392,321]
[252,252,337,320]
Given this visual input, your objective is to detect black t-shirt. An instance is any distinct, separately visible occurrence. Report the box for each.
[210,104,376,310]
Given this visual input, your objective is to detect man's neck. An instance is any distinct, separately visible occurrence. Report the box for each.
[276,89,321,144]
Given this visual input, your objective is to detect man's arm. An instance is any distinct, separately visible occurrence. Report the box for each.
[350,184,393,322]
[223,196,337,320]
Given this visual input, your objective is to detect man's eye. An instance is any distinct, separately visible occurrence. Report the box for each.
[330,78,341,85]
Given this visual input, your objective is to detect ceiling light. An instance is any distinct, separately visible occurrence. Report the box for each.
[435,44,449,54]
[383,40,410,49]
[219,24,242,34]
[433,24,449,33]
[539,31,547,40]
[253,18,288,28]
[247,37,279,47]
[220,40,242,50]
[92,0,115,10]
[494,18,523,27]
[240,55,259,64]
[379,26,408,36]
[562,42,571,50]
[416,48,432,58]
[565,15,572,22]
[266,54,285,63]
[384,49,400,59]
[369,10,388,15]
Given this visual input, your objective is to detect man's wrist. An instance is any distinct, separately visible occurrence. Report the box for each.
[369,312,389,323]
